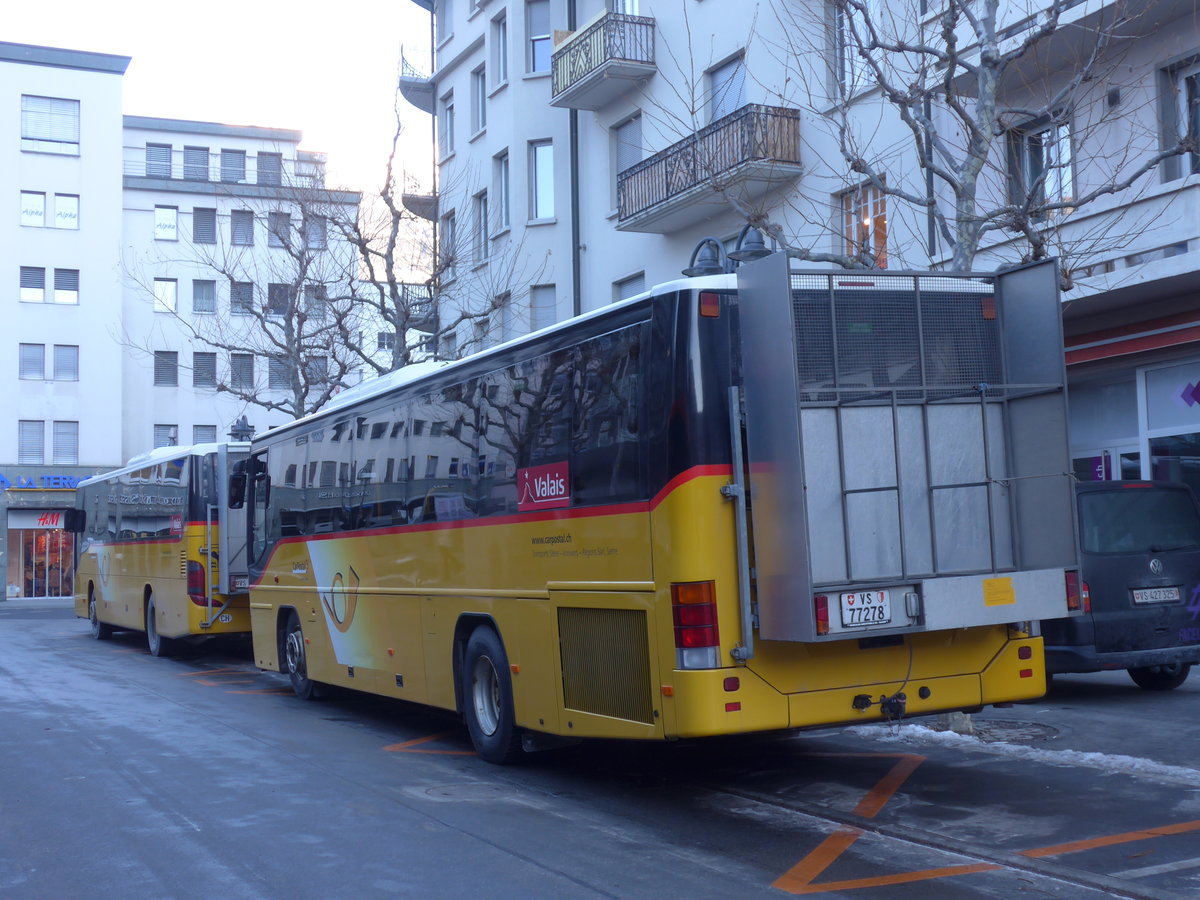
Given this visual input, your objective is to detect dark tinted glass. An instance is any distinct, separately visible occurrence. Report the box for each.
[1078,487,1200,554]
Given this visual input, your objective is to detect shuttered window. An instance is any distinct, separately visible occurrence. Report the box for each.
[304,216,327,249]
[145,143,172,177]
[192,280,216,313]
[54,269,79,304]
[268,212,290,247]
[221,149,246,183]
[268,358,289,389]
[21,95,80,154]
[193,425,218,444]
[184,146,209,181]
[257,152,282,186]
[304,284,328,319]
[53,345,79,381]
[154,350,179,386]
[708,55,746,122]
[231,353,254,389]
[19,344,45,379]
[153,425,177,448]
[267,283,292,316]
[231,281,254,314]
[18,420,44,464]
[231,210,254,245]
[614,114,642,174]
[52,421,78,465]
[193,207,217,244]
[193,352,217,387]
[20,266,45,302]
[304,356,329,382]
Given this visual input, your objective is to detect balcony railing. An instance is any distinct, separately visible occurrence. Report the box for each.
[550,13,656,110]
[124,151,326,190]
[617,104,803,233]
[400,54,435,115]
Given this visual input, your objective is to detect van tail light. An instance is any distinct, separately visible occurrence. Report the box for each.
[1065,571,1090,612]
[672,581,720,669]
[814,594,830,635]
[188,561,209,606]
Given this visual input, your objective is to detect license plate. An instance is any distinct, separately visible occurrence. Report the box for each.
[840,590,892,627]
[232,576,249,590]
[1132,586,1180,604]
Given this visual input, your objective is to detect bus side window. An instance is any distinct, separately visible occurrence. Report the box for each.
[573,325,645,504]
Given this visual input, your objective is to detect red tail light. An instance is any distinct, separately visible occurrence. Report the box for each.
[814,594,830,635]
[1065,571,1090,612]
[188,560,208,606]
[671,581,719,649]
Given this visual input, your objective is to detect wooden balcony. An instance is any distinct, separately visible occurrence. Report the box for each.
[550,13,655,111]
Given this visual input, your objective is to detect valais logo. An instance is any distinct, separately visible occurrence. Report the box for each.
[518,462,570,512]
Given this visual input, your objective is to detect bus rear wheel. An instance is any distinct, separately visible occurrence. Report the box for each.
[89,592,112,641]
[145,595,175,658]
[283,611,320,701]
[463,626,523,764]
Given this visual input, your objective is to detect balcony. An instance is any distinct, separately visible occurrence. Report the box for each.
[123,151,333,193]
[403,192,438,221]
[617,104,803,234]
[399,54,435,115]
[550,13,656,111]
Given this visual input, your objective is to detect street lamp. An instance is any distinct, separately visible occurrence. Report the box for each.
[681,236,729,277]
[228,416,255,442]
[727,225,773,264]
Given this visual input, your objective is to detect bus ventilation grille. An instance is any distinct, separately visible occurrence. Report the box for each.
[558,607,654,724]
[179,552,188,577]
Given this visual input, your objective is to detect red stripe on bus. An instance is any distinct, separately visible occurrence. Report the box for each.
[649,465,733,508]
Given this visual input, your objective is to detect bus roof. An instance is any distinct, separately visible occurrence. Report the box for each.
[77,442,250,487]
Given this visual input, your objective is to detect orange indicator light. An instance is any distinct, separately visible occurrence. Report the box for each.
[660,685,675,697]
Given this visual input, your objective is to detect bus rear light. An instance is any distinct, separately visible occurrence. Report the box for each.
[814,594,830,635]
[672,581,720,669]
[1018,646,1032,660]
[723,676,740,692]
[1020,669,1034,678]
[187,561,208,606]
[725,702,741,712]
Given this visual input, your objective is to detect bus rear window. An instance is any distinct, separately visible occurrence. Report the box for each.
[1078,487,1200,554]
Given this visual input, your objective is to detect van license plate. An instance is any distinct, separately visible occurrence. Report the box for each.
[840,591,892,627]
[1132,586,1180,604]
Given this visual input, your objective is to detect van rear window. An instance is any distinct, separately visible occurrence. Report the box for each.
[1078,488,1200,554]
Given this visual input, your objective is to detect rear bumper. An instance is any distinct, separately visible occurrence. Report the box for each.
[1046,644,1200,674]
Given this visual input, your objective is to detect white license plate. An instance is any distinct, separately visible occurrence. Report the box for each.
[1132,586,1180,604]
[840,590,892,627]
[218,613,233,624]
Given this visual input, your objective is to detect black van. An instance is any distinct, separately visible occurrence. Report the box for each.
[1042,481,1200,690]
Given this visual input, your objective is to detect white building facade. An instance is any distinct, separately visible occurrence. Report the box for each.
[405,0,1200,493]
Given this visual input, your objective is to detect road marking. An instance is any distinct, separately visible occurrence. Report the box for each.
[226,688,294,695]
[1112,855,1200,878]
[384,731,475,756]
[176,667,249,677]
[1020,819,1200,859]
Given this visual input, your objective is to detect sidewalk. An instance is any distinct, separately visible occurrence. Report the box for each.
[1,595,75,610]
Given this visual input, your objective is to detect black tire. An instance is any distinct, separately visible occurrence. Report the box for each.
[89,591,112,641]
[283,611,320,700]
[1128,663,1190,691]
[462,626,523,764]
[145,595,175,657]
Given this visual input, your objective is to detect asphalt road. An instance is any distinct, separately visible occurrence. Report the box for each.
[2,598,1199,899]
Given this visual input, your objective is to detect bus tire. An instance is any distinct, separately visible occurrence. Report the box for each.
[1128,663,1190,691]
[145,595,175,658]
[462,626,523,764]
[88,591,112,641]
[283,610,320,701]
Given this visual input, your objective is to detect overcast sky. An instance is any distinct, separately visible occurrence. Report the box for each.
[5,0,435,190]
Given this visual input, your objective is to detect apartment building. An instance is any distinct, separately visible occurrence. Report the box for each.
[405,0,1200,492]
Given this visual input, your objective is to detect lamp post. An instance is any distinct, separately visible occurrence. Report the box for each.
[682,227,774,278]
[228,416,255,442]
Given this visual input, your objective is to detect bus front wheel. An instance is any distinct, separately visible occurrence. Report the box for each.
[89,592,112,641]
[462,626,523,764]
[145,595,175,658]
[284,611,320,701]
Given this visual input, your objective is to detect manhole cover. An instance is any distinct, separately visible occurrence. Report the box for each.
[422,783,519,802]
[969,721,1059,744]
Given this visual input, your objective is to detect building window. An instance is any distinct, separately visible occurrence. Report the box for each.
[154,350,179,386]
[53,345,79,381]
[184,146,209,180]
[155,206,178,241]
[21,95,80,155]
[153,278,178,313]
[54,194,79,229]
[193,352,217,388]
[708,55,746,122]
[230,353,254,390]
[231,281,254,314]
[20,192,45,227]
[221,149,247,183]
[530,284,556,331]
[18,421,43,464]
[492,12,509,86]
[526,0,551,73]
[54,269,79,304]
[613,272,645,302]
[19,344,45,380]
[268,358,289,389]
[304,216,327,250]
[231,210,254,245]
[494,151,511,230]
[613,114,642,206]
[153,424,178,448]
[304,284,328,320]
[1008,118,1074,216]
[257,152,282,186]
[20,267,45,303]
[268,211,291,247]
[530,140,554,220]
[441,211,458,281]
[146,143,172,178]
[53,421,78,465]
[473,191,489,261]
[436,0,453,42]
[439,91,456,159]
[192,279,216,313]
[378,331,396,351]
[840,181,888,268]
[835,1,877,95]
[305,356,329,383]
[471,65,488,133]
[495,292,514,342]
[193,207,217,244]
[193,425,218,444]
[267,283,293,317]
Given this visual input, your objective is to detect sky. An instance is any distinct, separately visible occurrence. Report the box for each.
[5,0,435,192]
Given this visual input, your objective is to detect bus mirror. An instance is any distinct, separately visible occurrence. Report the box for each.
[228,461,247,509]
[63,509,86,534]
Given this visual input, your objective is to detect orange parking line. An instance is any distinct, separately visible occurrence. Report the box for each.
[773,828,863,892]
[783,862,1000,894]
[1020,819,1200,859]
[177,667,248,677]
[197,679,254,686]
[384,731,476,756]
[853,754,924,818]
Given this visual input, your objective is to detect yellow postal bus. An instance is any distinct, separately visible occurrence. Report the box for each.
[73,443,251,656]
[233,254,1081,762]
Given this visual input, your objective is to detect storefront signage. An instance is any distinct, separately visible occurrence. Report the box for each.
[8,509,67,529]
[0,473,83,491]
